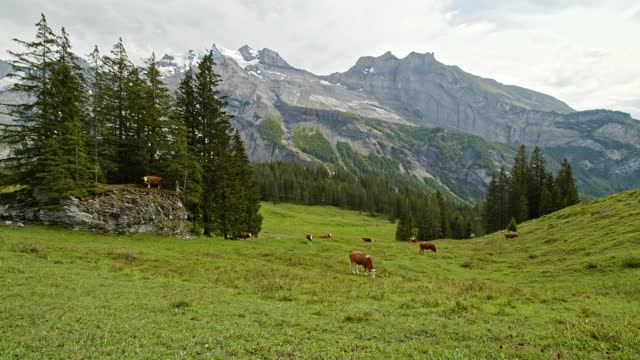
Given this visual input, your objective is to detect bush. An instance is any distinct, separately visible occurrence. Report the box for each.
[506,217,518,232]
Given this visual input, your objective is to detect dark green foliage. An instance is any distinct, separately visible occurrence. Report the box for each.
[2,19,262,235]
[293,126,337,163]
[506,217,518,232]
[395,211,413,241]
[173,52,262,238]
[0,19,93,204]
[482,145,579,233]
[257,114,284,145]
[255,161,479,240]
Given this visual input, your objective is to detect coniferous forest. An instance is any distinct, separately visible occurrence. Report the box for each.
[482,145,579,233]
[0,15,262,238]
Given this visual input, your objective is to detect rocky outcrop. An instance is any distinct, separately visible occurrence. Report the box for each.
[0,186,188,235]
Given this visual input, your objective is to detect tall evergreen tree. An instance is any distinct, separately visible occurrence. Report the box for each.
[509,144,529,222]
[556,159,579,207]
[0,14,58,191]
[482,174,500,233]
[528,146,547,219]
[142,52,171,176]
[395,209,413,241]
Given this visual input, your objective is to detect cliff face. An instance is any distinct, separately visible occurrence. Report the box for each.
[0,186,188,235]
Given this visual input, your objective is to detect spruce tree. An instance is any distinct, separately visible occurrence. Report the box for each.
[557,159,579,207]
[395,208,413,241]
[527,147,546,219]
[0,14,58,191]
[142,52,171,176]
[482,174,500,233]
[506,217,518,232]
[509,145,529,222]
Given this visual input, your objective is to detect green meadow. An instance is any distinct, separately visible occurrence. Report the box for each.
[1,190,640,358]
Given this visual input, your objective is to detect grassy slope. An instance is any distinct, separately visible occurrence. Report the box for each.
[1,191,639,358]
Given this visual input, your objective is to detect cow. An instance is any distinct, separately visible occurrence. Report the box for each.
[419,242,438,255]
[504,231,520,239]
[319,234,332,239]
[142,175,162,189]
[408,236,417,243]
[348,251,376,278]
[239,232,252,240]
[361,237,373,244]
[306,234,313,243]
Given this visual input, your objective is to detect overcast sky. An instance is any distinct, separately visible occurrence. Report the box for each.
[2,0,639,118]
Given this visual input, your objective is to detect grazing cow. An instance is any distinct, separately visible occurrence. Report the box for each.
[361,237,373,244]
[239,232,252,240]
[408,236,417,243]
[348,251,376,278]
[319,234,332,239]
[142,175,162,189]
[419,242,438,255]
[306,234,313,243]
[504,231,520,239]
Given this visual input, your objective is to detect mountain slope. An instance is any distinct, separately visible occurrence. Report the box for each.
[2,45,639,200]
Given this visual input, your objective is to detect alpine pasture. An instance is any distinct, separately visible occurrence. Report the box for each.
[2,190,640,358]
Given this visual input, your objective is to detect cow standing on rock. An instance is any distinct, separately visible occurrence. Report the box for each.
[142,176,161,189]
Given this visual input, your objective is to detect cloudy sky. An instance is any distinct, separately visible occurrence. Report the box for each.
[2,0,639,118]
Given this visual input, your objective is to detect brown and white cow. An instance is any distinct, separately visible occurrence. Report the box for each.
[142,175,162,189]
[239,232,252,240]
[348,251,376,278]
[361,237,373,244]
[504,231,520,239]
[306,234,313,243]
[319,234,332,239]
[408,236,417,243]
[419,242,438,255]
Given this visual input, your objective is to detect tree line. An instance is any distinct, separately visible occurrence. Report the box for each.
[482,145,579,233]
[0,14,262,237]
[255,162,481,240]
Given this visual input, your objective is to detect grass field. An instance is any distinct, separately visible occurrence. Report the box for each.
[1,190,640,358]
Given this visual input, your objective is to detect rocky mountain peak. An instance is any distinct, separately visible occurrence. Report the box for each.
[238,45,259,61]
[257,48,292,69]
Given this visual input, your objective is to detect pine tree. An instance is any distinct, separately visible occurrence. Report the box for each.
[174,68,203,227]
[435,191,450,238]
[557,159,579,207]
[395,209,413,241]
[86,45,104,183]
[482,174,500,233]
[527,147,546,219]
[0,14,58,191]
[1,19,92,203]
[509,144,529,222]
[142,52,171,176]
[506,217,518,232]
[496,166,510,229]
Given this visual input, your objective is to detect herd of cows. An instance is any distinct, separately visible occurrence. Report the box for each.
[304,233,438,279]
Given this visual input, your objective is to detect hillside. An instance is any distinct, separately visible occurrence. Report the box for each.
[1,190,639,357]
[2,47,640,199]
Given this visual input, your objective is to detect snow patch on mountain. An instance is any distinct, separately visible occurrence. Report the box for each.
[217,45,259,69]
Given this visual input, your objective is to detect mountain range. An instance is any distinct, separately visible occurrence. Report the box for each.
[2,45,639,201]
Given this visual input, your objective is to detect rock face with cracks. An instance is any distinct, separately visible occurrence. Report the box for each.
[0,186,188,236]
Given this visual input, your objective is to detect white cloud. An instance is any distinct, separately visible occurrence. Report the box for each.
[0,0,638,118]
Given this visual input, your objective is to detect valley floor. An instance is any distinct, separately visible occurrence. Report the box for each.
[1,193,640,358]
